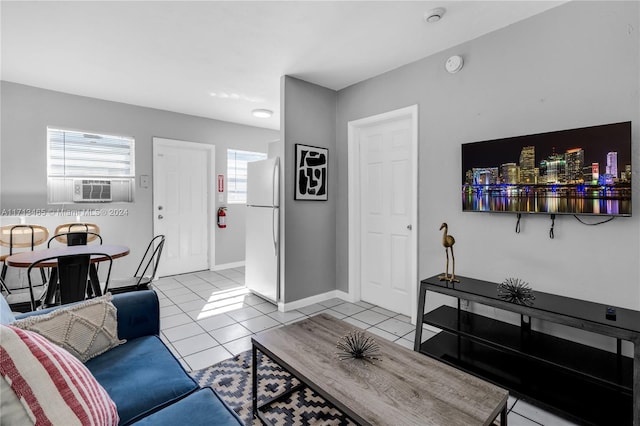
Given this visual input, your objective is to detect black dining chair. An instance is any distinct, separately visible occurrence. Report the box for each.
[2,275,49,313]
[53,223,101,244]
[0,224,49,291]
[48,231,103,247]
[28,252,113,309]
[46,231,104,298]
[105,235,165,295]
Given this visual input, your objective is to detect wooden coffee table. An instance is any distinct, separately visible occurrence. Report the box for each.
[251,313,508,425]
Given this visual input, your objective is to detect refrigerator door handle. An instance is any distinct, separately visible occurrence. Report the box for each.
[272,159,276,207]
[272,208,278,255]
[272,157,280,208]
[272,158,279,256]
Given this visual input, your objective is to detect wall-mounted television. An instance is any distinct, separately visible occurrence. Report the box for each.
[462,121,632,216]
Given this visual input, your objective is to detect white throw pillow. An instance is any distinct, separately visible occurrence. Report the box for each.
[11,293,125,362]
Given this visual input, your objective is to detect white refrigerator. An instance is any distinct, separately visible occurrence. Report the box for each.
[245,157,280,303]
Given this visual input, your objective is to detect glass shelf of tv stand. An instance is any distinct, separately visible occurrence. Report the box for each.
[414,274,640,426]
[420,275,640,336]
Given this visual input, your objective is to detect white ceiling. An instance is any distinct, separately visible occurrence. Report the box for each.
[1,1,566,130]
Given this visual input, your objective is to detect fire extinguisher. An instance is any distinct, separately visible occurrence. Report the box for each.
[217,207,227,228]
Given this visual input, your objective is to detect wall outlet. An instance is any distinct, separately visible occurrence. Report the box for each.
[460,299,470,310]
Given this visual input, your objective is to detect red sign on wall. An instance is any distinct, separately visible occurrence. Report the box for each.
[217,174,224,192]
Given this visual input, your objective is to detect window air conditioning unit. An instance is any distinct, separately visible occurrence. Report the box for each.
[73,179,112,202]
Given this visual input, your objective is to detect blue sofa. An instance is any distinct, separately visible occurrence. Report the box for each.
[1,290,243,426]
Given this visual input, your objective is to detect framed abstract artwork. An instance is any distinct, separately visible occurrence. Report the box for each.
[295,144,328,201]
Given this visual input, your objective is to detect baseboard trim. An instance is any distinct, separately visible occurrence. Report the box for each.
[278,289,354,312]
[211,261,245,271]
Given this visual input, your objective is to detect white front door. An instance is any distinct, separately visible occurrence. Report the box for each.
[153,138,214,276]
[348,106,418,319]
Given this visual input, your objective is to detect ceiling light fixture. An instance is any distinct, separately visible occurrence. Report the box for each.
[252,109,273,118]
[424,7,446,23]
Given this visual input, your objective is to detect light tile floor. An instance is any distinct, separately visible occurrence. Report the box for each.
[155,267,578,426]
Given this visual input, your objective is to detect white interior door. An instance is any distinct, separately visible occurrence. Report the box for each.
[348,106,418,319]
[153,138,214,276]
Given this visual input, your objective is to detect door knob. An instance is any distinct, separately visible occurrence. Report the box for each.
[407,224,412,230]
[158,215,164,220]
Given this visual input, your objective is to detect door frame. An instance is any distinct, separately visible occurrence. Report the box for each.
[347,105,419,323]
[152,137,216,275]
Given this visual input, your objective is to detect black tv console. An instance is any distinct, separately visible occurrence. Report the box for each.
[414,275,640,426]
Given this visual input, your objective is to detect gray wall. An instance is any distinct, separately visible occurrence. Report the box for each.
[336,0,640,320]
[281,76,337,302]
[2,1,638,318]
[0,81,279,275]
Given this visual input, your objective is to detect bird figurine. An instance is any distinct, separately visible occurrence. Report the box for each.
[439,222,459,283]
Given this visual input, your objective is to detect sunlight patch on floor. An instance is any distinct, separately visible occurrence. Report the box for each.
[196,286,251,319]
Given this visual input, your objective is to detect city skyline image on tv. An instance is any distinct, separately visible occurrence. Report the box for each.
[461,121,632,216]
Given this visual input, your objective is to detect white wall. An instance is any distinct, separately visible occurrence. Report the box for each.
[0,82,279,277]
[336,0,640,323]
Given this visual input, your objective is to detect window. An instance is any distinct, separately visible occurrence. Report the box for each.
[47,128,135,203]
[227,149,267,203]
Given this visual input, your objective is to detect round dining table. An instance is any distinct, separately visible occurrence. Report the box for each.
[5,244,129,268]
[6,244,130,305]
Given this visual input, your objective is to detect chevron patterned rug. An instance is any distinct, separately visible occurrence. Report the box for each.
[190,350,356,425]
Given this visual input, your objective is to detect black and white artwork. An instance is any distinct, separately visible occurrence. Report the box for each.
[295,144,328,201]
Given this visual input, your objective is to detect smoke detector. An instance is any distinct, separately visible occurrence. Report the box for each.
[445,55,464,74]
[424,7,446,23]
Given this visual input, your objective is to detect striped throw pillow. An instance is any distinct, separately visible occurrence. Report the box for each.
[0,324,119,426]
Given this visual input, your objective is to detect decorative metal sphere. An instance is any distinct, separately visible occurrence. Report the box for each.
[497,278,535,306]
[335,330,382,363]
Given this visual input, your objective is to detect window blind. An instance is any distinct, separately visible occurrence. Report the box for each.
[227,149,267,203]
[48,128,135,177]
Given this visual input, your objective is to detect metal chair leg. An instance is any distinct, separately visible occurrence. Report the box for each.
[1,264,10,294]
